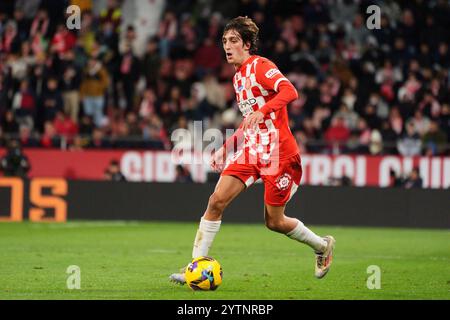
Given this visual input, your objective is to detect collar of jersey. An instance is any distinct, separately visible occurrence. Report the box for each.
[238,55,259,73]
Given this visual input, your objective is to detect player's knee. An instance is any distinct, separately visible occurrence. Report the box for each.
[208,192,228,215]
[265,218,284,232]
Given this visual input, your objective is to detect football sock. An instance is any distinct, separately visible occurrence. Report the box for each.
[192,217,221,258]
[286,219,327,253]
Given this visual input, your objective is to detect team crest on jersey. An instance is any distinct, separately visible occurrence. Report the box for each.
[244,77,251,90]
[265,68,281,79]
[237,85,244,92]
[276,173,292,190]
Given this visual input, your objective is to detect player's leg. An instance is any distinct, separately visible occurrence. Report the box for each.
[170,175,245,284]
[264,204,327,252]
[262,154,335,278]
[264,203,335,279]
[192,175,245,258]
[191,156,259,260]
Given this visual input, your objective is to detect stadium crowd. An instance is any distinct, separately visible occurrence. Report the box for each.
[0,0,449,156]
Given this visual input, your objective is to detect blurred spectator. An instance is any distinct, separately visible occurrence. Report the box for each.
[203,73,226,112]
[344,130,364,154]
[40,121,60,148]
[50,24,76,58]
[60,50,81,123]
[15,0,40,20]
[138,88,158,119]
[0,126,4,147]
[18,124,39,147]
[175,164,193,183]
[0,20,20,54]
[194,37,222,77]
[69,135,87,151]
[356,118,371,152]
[12,79,36,129]
[397,122,422,156]
[142,113,168,150]
[70,0,93,13]
[369,130,383,155]
[78,11,96,56]
[362,104,381,130]
[78,115,95,135]
[440,104,450,142]
[158,11,177,58]
[30,9,50,39]
[104,159,126,181]
[99,0,122,34]
[339,175,352,187]
[435,42,449,69]
[0,139,30,177]
[345,13,369,48]
[1,110,19,135]
[328,175,352,187]
[9,41,36,84]
[388,169,403,188]
[403,167,423,189]
[389,107,404,136]
[40,77,63,123]
[142,37,160,90]
[125,111,141,136]
[118,42,140,112]
[411,110,430,137]
[87,128,111,149]
[53,111,78,142]
[380,120,398,154]
[324,116,350,153]
[422,121,447,156]
[80,58,109,126]
[333,104,358,130]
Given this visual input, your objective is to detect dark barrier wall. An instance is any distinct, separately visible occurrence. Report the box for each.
[0,179,448,229]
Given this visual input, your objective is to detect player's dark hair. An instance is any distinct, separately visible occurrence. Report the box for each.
[224,16,259,54]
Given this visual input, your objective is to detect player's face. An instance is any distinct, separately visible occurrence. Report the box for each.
[222,30,251,66]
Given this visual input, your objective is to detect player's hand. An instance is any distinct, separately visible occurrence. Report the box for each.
[242,111,264,131]
[210,147,227,173]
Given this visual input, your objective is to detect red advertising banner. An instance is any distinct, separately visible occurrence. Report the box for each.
[0,149,449,188]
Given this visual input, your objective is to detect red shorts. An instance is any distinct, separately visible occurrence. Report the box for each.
[221,152,302,206]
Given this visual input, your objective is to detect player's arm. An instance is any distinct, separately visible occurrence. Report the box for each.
[242,59,298,130]
[242,82,298,130]
[210,123,244,172]
[259,81,298,115]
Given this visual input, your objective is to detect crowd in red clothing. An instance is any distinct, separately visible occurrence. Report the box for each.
[0,0,449,157]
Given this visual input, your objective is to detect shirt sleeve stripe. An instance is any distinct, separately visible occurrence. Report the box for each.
[274,77,288,92]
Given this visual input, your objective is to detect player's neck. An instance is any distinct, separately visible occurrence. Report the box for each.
[234,53,253,70]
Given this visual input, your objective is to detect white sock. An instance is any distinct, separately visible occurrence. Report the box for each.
[192,217,221,258]
[286,219,327,253]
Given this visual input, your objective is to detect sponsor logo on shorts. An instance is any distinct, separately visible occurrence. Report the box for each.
[276,173,292,190]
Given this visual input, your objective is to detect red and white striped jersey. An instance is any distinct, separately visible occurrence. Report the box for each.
[233,55,299,162]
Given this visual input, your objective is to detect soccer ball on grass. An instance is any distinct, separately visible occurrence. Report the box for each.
[184,256,222,291]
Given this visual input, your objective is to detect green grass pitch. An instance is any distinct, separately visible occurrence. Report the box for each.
[0,221,448,300]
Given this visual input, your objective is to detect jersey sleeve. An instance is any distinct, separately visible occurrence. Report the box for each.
[255,58,289,92]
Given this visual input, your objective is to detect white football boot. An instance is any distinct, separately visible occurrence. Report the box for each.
[314,235,336,279]
[169,267,187,285]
